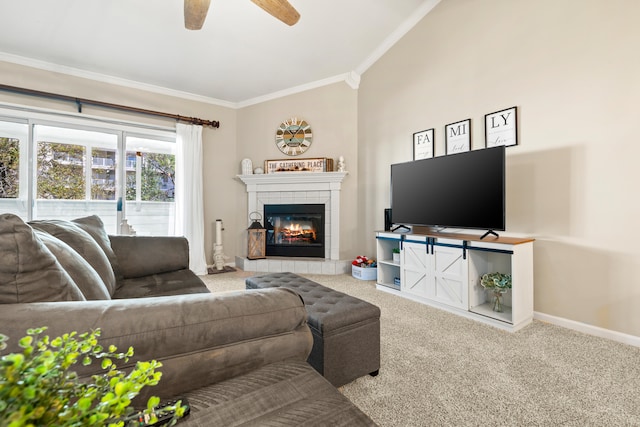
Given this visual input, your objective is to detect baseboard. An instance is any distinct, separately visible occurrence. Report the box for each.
[206,262,236,269]
[534,312,640,348]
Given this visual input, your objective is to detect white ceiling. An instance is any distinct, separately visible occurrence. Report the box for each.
[0,0,439,107]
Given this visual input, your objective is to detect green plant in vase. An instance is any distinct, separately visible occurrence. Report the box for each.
[480,272,512,312]
[0,327,188,427]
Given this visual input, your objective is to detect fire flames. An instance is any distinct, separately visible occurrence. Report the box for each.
[280,222,316,242]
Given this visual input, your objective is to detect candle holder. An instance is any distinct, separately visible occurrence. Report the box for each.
[214,219,226,270]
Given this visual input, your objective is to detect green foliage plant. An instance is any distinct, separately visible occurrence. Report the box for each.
[0,137,20,198]
[0,327,187,427]
[480,272,512,292]
[37,142,86,200]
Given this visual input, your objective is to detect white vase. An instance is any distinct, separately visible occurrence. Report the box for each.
[241,158,253,175]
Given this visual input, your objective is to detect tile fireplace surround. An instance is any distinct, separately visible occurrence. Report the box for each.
[236,172,351,275]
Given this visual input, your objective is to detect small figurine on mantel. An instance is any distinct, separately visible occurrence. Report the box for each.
[337,156,346,172]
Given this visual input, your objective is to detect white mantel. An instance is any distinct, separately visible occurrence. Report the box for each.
[237,171,347,187]
[237,172,348,261]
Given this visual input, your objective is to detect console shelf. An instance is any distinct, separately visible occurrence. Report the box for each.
[376,230,534,332]
[375,235,402,290]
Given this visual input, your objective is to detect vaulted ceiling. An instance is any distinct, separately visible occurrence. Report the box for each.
[0,0,439,107]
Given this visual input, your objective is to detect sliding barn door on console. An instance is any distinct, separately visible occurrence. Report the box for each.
[431,243,468,310]
[400,237,468,310]
[401,240,429,298]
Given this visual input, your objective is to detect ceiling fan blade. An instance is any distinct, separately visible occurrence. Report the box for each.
[184,0,211,30]
[251,0,300,26]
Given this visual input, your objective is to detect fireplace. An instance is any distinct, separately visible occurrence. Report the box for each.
[264,204,325,258]
[237,172,348,273]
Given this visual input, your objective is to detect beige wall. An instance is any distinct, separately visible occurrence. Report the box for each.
[358,0,640,336]
[0,61,238,265]
[236,83,359,259]
[0,61,359,265]
[3,0,639,338]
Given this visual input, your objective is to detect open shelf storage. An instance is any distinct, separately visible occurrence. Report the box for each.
[376,233,402,290]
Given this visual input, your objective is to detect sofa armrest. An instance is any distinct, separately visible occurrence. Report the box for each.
[0,288,313,399]
[108,235,190,278]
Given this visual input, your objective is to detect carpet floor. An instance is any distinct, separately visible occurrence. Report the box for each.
[200,270,640,427]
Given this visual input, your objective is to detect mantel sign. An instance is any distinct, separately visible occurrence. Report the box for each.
[485,106,518,148]
[265,157,333,173]
[445,119,471,155]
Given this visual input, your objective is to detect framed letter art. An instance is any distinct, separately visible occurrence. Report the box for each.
[413,128,434,160]
[445,119,471,155]
[485,106,518,148]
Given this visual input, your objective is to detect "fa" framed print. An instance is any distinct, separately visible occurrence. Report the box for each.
[413,128,434,160]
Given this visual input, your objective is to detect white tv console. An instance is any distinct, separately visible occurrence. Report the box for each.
[376,230,534,332]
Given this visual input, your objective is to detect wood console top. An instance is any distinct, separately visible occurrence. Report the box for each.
[423,231,534,245]
[381,228,534,245]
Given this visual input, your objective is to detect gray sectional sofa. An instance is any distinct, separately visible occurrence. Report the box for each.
[0,213,376,426]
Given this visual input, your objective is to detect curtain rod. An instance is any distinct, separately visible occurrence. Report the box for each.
[0,84,220,128]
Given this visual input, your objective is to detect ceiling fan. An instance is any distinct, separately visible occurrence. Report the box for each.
[184,0,300,30]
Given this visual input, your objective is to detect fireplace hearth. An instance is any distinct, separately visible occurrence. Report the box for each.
[265,204,324,258]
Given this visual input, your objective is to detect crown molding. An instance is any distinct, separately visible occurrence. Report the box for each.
[344,71,361,90]
[235,72,360,108]
[1,51,358,110]
[0,52,236,109]
[355,0,441,75]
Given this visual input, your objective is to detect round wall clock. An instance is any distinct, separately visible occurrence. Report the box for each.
[275,117,313,156]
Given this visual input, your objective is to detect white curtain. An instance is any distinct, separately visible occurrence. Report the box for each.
[175,123,207,275]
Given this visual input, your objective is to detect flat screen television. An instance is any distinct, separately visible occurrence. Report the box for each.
[390,146,505,233]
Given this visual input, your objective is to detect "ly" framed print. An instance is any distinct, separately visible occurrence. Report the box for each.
[485,106,518,148]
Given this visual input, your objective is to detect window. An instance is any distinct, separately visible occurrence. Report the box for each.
[0,119,29,218]
[37,141,86,200]
[91,148,116,200]
[32,125,119,228]
[0,111,176,235]
[0,137,20,198]
[125,151,175,202]
[125,135,176,235]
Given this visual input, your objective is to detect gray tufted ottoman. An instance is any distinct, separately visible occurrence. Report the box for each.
[246,272,381,388]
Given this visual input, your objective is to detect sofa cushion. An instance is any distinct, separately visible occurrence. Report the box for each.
[178,360,376,426]
[34,230,111,300]
[29,219,117,296]
[72,215,124,285]
[0,213,85,303]
[108,235,190,279]
[112,269,210,299]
